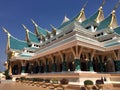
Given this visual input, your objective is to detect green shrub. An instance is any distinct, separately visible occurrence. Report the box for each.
[51,79,58,84]
[45,79,50,83]
[20,77,25,82]
[3,69,11,79]
[84,80,93,85]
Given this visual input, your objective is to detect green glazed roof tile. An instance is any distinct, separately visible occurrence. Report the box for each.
[58,20,72,29]
[28,31,39,43]
[96,14,112,31]
[104,42,120,47]
[114,26,120,34]
[18,54,32,59]
[81,10,99,27]
[36,26,47,36]
[9,36,28,50]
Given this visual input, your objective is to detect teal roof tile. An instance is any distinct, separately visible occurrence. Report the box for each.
[28,31,39,43]
[9,36,28,50]
[36,26,47,36]
[18,54,32,58]
[58,20,72,29]
[104,42,120,47]
[96,14,112,31]
[81,10,99,27]
[114,26,120,34]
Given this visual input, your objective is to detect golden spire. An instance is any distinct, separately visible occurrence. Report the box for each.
[76,1,88,22]
[109,0,120,28]
[95,0,105,23]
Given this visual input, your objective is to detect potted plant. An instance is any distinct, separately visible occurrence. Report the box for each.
[84,80,93,90]
[96,79,104,90]
[16,78,20,82]
[20,77,26,83]
[60,78,69,90]
[51,79,59,88]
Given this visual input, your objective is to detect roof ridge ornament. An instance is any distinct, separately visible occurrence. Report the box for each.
[31,19,38,27]
[2,27,11,36]
[22,24,29,32]
[62,15,70,24]
[50,24,57,36]
[95,0,105,23]
[75,1,88,22]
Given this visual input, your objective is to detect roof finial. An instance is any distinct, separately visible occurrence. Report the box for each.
[31,19,38,27]
[112,0,120,13]
[2,27,11,36]
[62,15,70,24]
[22,24,29,32]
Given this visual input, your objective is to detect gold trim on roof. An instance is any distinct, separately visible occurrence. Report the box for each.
[76,8,85,21]
[108,10,118,29]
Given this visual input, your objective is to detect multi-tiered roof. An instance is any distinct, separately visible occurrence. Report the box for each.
[3,1,120,60]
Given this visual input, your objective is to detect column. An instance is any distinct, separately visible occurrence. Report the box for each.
[45,59,49,72]
[88,50,95,71]
[59,52,67,72]
[9,62,12,75]
[62,54,67,71]
[74,57,81,71]
[39,60,42,73]
[71,46,83,71]
[99,56,104,72]
[115,50,120,71]
[21,60,26,75]
[52,56,57,72]
[114,60,120,71]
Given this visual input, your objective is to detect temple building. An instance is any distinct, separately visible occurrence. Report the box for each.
[3,1,120,86]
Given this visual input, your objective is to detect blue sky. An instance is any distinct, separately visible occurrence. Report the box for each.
[0,0,120,71]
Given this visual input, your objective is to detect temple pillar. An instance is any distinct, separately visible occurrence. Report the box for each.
[89,50,95,71]
[62,54,67,71]
[51,56,57,72]
[99,56,104,72]
[39,60,42,73]
[59,52,67,71]
[74,57,81,71]
[114,60,120,71]
[115,50,120,71]
[21,60,26,75]
[71,46,83,71]
[9,62,12,75]
[45,59,49,73]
